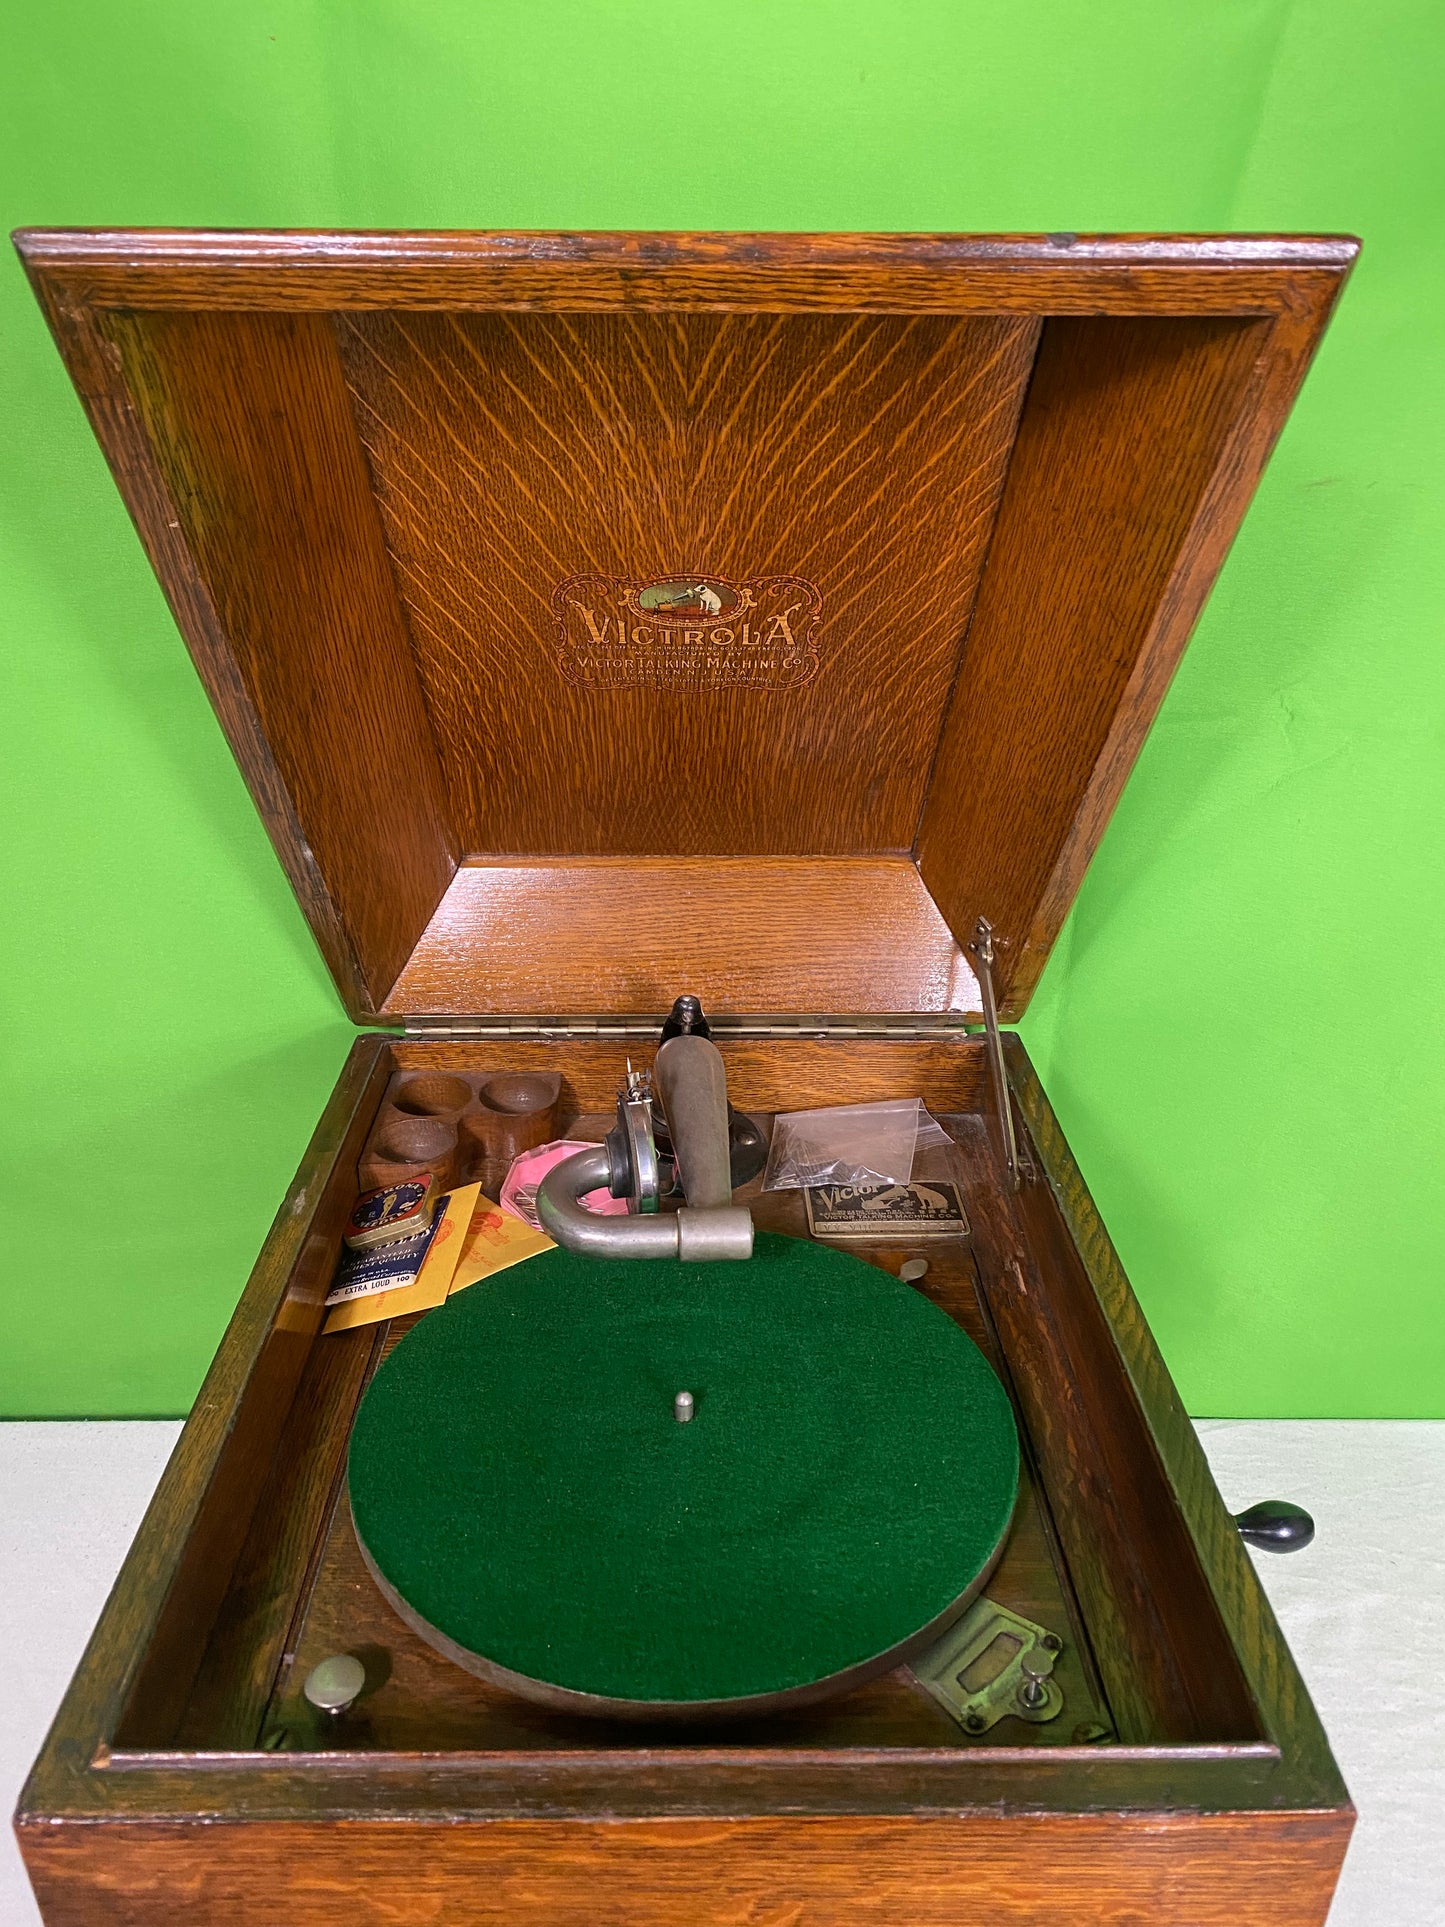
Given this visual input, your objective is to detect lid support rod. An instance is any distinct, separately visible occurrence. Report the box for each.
[969,918,1033,1192]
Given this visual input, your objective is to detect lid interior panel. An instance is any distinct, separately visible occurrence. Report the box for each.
[17,234,1354,1022]
[384,856,980,1019]
[335,309,1039,858]
[104,307,458,1012]
[918,314,1274,1015]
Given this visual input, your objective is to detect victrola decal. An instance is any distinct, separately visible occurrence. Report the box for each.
[552,573,822,689]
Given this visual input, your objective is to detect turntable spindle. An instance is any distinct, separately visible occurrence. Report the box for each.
[674,1391,695,1423]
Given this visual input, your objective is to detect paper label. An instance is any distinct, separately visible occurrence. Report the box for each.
[804,1180,971,1239]
[324,1183,482,1334]
[325,1213,439,1306]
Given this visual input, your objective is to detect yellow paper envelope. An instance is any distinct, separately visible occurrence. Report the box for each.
[449,1196,554,1293]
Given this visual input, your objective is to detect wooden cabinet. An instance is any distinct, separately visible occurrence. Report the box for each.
[13,229,1357,1924]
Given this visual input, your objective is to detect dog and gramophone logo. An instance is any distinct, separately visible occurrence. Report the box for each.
[552,572,822,689]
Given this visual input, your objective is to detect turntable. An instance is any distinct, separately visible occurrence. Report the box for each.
[14,227,1356,1925]
[349,1025,1020,1720]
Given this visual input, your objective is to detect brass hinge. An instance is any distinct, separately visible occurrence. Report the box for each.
[400,1016,662,1040]
[399,1012,979,1042]
[964,918,1034,1192]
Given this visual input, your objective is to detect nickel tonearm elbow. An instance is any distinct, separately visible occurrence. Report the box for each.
[536,998,756,1262]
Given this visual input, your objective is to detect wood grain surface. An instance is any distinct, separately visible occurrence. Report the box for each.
[1006,1037,1352,1811]
[108,1043,396,1753]
[14,280,383,1013]
[955,1116,1262,1748]
[917,302,1351,1015]
[337,308,1036,856]
[384,857,981,1015]
[103,309,457,1010]
[13,230,1357,1020]
[15,1034,1349,1925]
[174,1323,384,1751]
[19,1810,1350,1927]
[392,1033,991,1112]
[14,1035,391,1796]
[15,226,1358,315]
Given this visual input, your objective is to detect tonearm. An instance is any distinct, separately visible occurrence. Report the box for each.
[536,1001,755,1262]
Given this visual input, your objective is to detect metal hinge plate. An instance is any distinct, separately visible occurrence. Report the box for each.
[399,1012,980,1041]
[909,1596,1065,1734]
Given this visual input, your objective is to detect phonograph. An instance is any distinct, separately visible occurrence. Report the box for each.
[13,228,1357,1926]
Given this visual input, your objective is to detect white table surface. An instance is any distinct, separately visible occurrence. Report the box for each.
[4,1418,1443,1924]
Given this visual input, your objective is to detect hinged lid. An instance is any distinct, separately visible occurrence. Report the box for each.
[16,229,1356,1025]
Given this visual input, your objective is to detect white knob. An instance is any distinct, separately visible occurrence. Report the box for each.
[303,1652,366,1714]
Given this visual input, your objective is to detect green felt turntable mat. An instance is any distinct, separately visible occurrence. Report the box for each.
[348,1231,1019,1709]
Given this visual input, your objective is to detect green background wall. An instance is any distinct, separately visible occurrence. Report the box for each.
[3,2,1440,1417]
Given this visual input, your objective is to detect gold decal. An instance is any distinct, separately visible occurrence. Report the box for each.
[575,604,611,645]
[553,573,822,691]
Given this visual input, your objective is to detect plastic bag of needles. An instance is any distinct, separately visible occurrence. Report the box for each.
[761,1098,954,1192]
